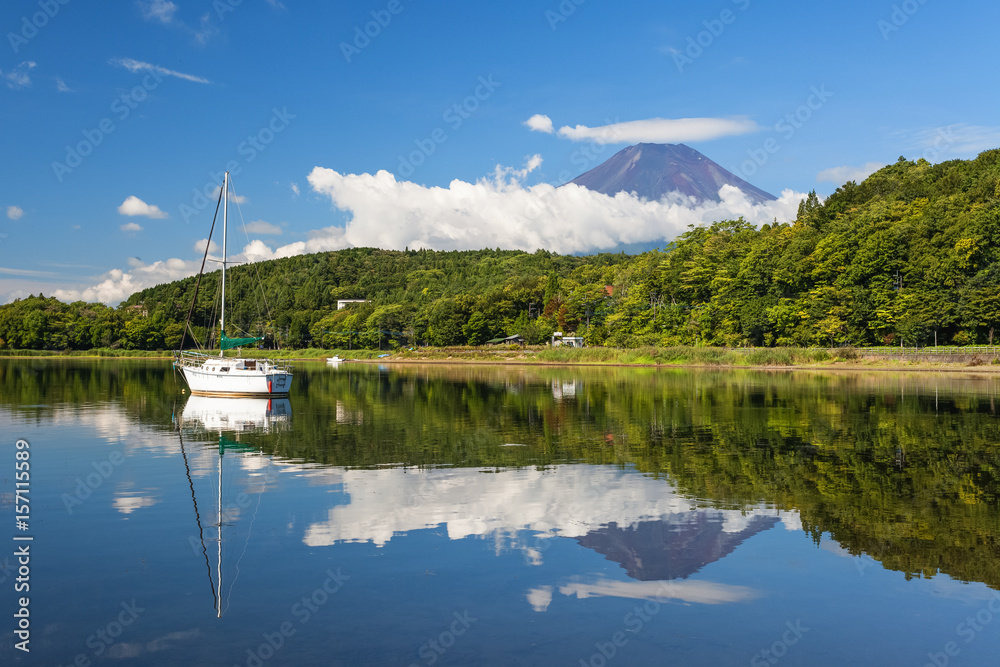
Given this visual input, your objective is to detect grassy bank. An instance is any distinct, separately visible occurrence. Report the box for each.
[389,345,855,366]
[0,348,169,358]
[0,347,388,360]
[1,345,996,370]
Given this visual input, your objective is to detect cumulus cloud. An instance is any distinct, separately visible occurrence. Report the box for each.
[194,239,219,255]
[244,220,283,235]
[54,258,197,304]
[527,115,759,145]
[111,58,210,84]
[2,61,36,89]
[290,183,300,197]
[55,76,71,93]
[7,206,24,221]
[277,161,804,257]
[816,162,886,184]
[139,0,178,23]
[56,161,804,305]
[120,222,143,233]
[118,195,168,219]
[524,114,555,134]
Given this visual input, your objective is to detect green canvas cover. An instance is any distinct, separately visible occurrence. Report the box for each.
[220,332,263,351]
[218,435,258,455]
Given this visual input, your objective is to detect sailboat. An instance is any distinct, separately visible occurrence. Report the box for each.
[173,172,293,397]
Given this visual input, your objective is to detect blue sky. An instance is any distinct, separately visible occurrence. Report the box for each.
[2,0,999,303]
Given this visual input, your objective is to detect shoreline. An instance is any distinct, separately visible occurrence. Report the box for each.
[4,350,1000,375]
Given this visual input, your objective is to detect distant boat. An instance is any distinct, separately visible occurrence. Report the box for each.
[173,172,292,397]
[327,356,345,364]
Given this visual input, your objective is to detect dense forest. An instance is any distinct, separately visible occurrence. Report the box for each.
[4,150,1000,351]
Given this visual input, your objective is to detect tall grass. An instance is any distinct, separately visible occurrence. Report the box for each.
[534,346,831,366]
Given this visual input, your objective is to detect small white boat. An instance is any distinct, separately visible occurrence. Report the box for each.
[174,172,293,397]
[327,355,345,364]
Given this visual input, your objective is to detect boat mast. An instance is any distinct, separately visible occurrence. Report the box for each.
[220,172,228,357]
[217,446,223,618]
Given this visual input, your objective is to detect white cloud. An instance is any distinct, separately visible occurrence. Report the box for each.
[6,206,24,221]
[118,195,168,219]
[120,222,143,233]
[244,220,283,235]
[0,266,56,277]
[525,114,555,134]
[194,239,220,255]
[816,162,886,184]
[290,183,300,197]
[213,186,247,204]
[524,154,544,173]
[139,0,178,23]
[559,578,757,605]
[54,161,805,305]
[553,116,760,145]
[54,258,198,304]
[277,161,805,257]
[526,587,553,612]
[2,61,36,89]
[55,77,71,93]
[111,58,210,84]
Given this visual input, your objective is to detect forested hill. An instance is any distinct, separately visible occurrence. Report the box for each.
[3,150,1000,351]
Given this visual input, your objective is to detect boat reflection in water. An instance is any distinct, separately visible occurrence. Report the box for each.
[179,395,291,433]
[175,395,290,617]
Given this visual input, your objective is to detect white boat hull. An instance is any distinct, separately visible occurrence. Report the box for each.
[177,355,292,397]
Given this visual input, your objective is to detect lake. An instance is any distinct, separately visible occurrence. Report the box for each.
[2,359,1000,666]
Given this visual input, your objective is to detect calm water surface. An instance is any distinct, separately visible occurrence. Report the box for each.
[2,360,1000,666]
